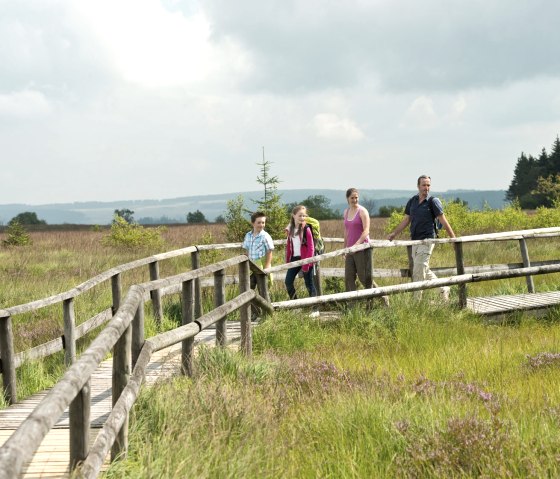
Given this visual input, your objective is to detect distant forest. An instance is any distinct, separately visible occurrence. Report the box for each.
[507,135,560,208]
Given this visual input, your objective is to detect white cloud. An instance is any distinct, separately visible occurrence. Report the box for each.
[400,96,439,129]
[0,89,51,118]
[73,1,214,88]
[313,113,365,141]
[1,0,560,205]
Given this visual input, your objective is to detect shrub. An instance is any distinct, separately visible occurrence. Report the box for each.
[378,205,402,218]
[2,221,32,246]
[385,200,560,237]
[224,195,251,242]
[102,215,166,249]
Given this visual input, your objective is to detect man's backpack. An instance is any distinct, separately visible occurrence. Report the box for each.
[303,216,325,255]
[428,197,443,238]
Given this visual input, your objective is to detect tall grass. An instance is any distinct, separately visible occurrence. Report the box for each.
[104,302,560,478]
[3,214,560,475]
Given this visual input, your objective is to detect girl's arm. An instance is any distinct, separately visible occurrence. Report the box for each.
[306,225,314,257]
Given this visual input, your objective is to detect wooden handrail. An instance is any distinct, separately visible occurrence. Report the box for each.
[0,261,266,479]
[2,227,560,477]
[272,263,560,310]
[2,227,559,318]
[3,227,560,402]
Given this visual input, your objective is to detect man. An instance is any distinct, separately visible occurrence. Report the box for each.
[388,175,456,300]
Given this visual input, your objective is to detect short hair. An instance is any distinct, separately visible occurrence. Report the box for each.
[250,211,266,223]
[417,175,431,185]
[346,187,359,199]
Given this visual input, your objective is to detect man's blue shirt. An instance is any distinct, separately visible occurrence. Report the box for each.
[405,195,444,240]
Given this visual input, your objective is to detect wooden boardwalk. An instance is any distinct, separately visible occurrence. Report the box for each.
[467,291,560,316]
[0,323,243,478]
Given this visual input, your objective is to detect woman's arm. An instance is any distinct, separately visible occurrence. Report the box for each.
[343,208,348,247]
[354,207,370,245]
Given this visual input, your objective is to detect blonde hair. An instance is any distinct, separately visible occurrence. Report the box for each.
[289,205,307,238]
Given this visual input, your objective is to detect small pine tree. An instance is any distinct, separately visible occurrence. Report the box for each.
[2,221,32,246]
[252,149,289,239]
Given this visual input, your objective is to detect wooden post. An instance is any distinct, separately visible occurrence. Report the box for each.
[0,315,17,405]
[69,379,91,470]
[149,261,163,324]
[191,250,203,318]
[407,246,414,279]
[111,273,122,315]
[238,260,252,356]
[181,279,195,376]
[111,323,131,461]
[131,302,144,368]
[314,261,323,296]
[214,269,226,347]
[63,298,76,366]
[519,238,535,293]
[256,272,270,303]
[454,242,467,308]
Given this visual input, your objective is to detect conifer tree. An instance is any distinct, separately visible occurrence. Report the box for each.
[507,152,541,207]
[546,136,560,177]
[252,148,289,239]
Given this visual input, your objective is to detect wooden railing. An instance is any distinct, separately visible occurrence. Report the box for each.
[0,242,281,405]
[269,226,560,309]
[0,255,274,479]
[1,227,560,477]
[3,228,560,405]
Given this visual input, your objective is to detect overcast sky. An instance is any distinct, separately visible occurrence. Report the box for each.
[2,0,560,205]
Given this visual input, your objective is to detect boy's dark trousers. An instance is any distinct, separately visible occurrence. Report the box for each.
[249,273,261,320]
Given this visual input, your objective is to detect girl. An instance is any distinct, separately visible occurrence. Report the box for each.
[285,205,317,300]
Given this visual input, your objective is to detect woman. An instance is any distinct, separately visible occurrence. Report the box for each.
[343,187,373,292]
[285,205,317,300]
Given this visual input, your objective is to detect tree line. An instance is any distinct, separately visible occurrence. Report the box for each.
[507,135,560,208]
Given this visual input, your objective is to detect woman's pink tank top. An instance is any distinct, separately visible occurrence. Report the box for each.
[344,206,369,246]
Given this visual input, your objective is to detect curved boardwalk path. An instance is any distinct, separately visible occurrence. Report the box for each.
[0,322,244,478]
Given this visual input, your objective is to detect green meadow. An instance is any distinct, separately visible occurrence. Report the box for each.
[1,208,560,477]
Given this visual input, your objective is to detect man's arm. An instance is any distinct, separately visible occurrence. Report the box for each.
[438,213,455,238]
[388,215,411,241]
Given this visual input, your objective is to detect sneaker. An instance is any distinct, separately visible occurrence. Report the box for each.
[441,287,450,302]
[309,311,320,318]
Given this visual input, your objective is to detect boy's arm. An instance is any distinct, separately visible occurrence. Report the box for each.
[263,250,273,270]
[241,232,249,252]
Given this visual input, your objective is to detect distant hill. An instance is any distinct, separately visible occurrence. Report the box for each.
[0,189,507,225]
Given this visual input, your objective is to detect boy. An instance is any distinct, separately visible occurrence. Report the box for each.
[242,212,274,317]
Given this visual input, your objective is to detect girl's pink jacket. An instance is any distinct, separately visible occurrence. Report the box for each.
[285,224,315,272]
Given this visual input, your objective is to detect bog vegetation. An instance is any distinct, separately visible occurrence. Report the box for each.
[2,203,560,477]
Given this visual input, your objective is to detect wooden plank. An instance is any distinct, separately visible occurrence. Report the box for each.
[467,291,560,315]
